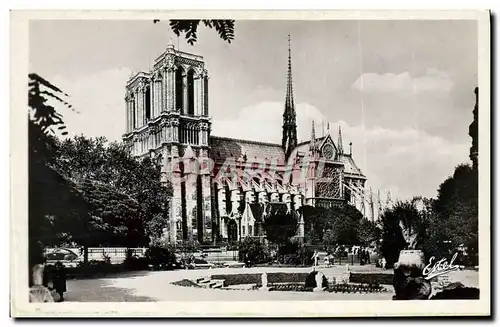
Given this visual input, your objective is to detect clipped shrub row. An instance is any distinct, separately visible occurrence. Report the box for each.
[349,273,394,285]
[210,272,310,286]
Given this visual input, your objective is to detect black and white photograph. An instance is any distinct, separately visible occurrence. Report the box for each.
[10,10,491,317]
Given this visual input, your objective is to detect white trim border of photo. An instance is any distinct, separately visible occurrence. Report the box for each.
[10,9,491,317]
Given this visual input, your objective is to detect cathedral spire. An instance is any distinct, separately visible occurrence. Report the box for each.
[309,120,316,152]
[282,34,298,159]
[338,126,344,155]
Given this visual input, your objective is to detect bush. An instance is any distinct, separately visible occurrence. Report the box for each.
[123,256,149,271]
[77,259,114,277]
[276,242,314,266]
[210,272,310,286]
[238,238,270,265]
[145,246,177,270]
[349,273,393,285]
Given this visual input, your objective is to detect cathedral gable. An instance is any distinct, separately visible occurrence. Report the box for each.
[318,135,338,161]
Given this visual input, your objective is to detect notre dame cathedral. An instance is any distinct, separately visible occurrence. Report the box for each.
[123,37,385,245]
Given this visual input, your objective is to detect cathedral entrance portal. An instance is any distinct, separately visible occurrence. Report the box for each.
[227,219,238,245]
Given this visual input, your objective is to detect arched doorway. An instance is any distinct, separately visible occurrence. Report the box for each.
[227,219,238,245]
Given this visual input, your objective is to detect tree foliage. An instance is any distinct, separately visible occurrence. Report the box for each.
[357,218,381,247]
[167,20,235,45]
[55,136,173,247]
[380,201,416,267]
[28,73,90,272]
[262,211,298,246]
[301,204,363,248]
[426,164,478,264]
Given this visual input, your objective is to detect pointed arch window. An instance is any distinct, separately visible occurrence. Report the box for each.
[187,70,195,115]
[175,68,183,111]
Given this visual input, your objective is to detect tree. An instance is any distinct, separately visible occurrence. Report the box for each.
[430,163,478,265]
[301,204,363,247]
[55,136,173,248]
[160,20,235,45]
[380,199,425,267]
[326,204,362,247]
[28,74,90,272]
[262,211,298,246]
[357,218,381,247]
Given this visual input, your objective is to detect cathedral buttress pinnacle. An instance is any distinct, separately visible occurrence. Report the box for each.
[338,126,344,155]
[282,34,298,160]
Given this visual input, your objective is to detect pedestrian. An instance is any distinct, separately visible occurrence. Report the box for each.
[311,251,319,267]
[53,261,67,302]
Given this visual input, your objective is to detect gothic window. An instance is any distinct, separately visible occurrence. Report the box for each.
[322,143,335,160]
[130,94,136,128]
[249,225,253,236]
[203,76,209,116]
[175,68,183,112]
[187,70,195,115]
[315,166,342,199]
[145,87,151,120]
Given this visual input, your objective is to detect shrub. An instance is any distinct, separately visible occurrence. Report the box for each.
[238,238,270,265]
[349,273,393,285]
[77,259,114,277]
[123,256,149,271]
[145,246,177,269]
[210,272,310,286]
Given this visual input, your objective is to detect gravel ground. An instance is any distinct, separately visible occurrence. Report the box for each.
[64,265,478,302]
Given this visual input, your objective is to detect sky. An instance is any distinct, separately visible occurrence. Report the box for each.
[29,19,478,201]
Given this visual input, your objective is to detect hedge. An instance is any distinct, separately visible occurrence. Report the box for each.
[210,273,310,286]
[349,273,394,285]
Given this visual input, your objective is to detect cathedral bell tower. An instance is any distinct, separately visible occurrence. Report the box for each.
[282,35,298,160]
[123,39,212,245]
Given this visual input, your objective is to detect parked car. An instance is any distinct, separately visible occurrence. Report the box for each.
[45,248,82,268]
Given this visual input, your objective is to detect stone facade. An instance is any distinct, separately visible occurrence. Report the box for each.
[123,41,381,245]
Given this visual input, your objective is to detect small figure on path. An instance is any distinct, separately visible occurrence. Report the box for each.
[53,261,67,302]
[311,251,319,267]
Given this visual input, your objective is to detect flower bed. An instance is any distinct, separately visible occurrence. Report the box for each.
[248,282,387,293]
[349,272,394,285]
[171,279,202,288]
[326,283,388,293]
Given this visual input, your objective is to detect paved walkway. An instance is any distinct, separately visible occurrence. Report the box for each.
[64,265,478,302]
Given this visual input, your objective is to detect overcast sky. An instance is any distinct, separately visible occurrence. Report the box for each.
[29,19,478,201]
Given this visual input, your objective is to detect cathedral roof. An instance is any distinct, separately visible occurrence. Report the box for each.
[208,135,365,178]
[338,154,365,178]
[209,136,285,164]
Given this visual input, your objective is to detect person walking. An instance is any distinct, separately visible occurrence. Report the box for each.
[53,262,67,302]
[311,251,319,267]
